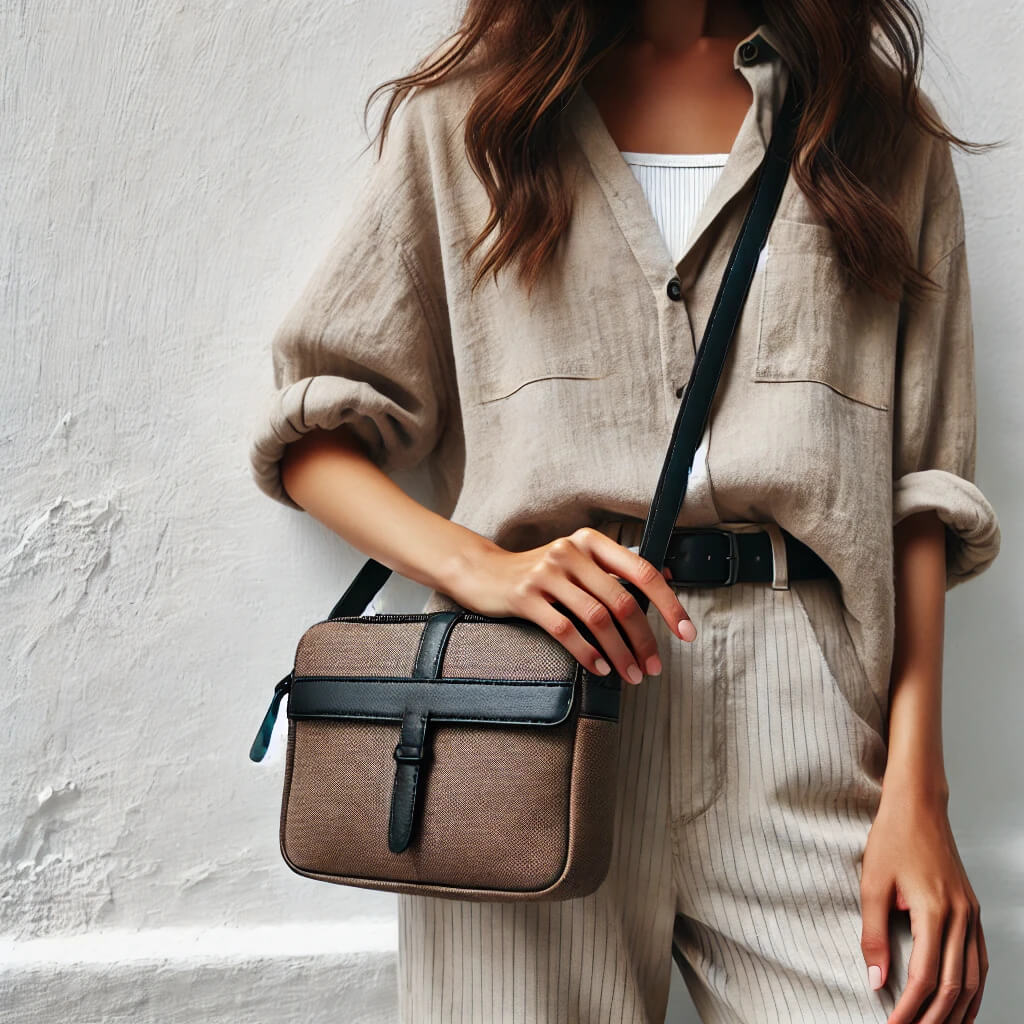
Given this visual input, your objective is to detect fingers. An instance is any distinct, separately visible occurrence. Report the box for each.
[573,527,697,642]
[950,904,981,1024]
[564,531,680,676]
[505,535,639,678]
[526,545,650,684]
[965,915,988,1022]
[860,874,894,994]
[887,892,985,1024]
[887,901,944,1024]
[914,900,969,1024]
[506,527,697,683]
[514,586,618,677]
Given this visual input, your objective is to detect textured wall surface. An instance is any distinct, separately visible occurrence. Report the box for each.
[1,2,1020,1022]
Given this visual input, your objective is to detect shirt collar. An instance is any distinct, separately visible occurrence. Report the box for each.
[733,21,790,71]
[567,22,791,295]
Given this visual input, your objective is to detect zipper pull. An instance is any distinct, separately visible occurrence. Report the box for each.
[249,672,293,763]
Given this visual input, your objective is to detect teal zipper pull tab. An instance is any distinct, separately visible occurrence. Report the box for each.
[249,672,293,763]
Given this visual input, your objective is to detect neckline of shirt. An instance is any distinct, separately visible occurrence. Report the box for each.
[618,151,730,168]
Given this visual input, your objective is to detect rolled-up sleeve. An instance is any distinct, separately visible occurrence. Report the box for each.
[891,135,1000,588]
[247,103,452,511]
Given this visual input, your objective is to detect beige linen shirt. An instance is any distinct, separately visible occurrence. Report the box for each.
[248,23,1001,724]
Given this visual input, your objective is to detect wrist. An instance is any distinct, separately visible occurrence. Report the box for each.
[431,528,503,597]
[881,760,950,810]
[882,683,948,808]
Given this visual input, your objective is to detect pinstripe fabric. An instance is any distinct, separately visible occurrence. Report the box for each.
[395,521,914,1023]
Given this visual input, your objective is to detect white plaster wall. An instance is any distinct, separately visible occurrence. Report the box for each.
[0,2,1020,1022]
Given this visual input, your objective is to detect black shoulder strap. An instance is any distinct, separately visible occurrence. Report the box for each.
[628,76,801,611]
[328,76,802,621]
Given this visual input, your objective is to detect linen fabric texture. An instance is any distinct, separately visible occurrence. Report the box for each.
[247,23,1001,751]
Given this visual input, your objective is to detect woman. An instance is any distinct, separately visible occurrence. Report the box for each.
[248,0,1001,1021]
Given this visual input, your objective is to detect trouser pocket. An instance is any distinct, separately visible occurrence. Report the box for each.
[661,593,729,826]
[789,577,888,746]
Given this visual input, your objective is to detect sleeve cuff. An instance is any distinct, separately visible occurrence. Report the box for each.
[893,469,1001,589]
[247,374,431,511]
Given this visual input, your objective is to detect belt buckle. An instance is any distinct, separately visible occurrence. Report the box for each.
[674,527,740,587]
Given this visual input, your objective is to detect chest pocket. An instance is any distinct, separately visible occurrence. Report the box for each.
[752,219,898,412]
[477,361,610,404]
[466,301,618,406]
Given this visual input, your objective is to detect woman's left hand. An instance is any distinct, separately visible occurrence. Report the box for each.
[859,786,987,1024]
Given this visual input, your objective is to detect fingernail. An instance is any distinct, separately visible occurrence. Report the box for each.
[868,965,883,991]
[594,657,612,676]
[677,619,697,642]
[626,664,643,685]
[645,655,662,676]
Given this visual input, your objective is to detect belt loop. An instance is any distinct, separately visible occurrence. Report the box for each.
[763,524,789,590]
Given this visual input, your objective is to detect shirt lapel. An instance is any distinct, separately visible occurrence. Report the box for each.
[565,22,791,297]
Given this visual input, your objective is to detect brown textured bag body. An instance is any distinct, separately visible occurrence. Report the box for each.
[248,78,801,902]
[267,611,621,900]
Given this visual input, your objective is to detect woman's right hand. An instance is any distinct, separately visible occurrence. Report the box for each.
[442,526,698,685]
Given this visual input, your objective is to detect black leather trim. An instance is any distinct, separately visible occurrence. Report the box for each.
[413,611,460,679]
[578,669,621,720]
[388,708,430,853]
[288,675,575,725]
[328,557,394,619]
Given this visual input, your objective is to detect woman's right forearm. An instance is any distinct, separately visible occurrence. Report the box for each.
[279,426,497,598]
[279,426,693,685]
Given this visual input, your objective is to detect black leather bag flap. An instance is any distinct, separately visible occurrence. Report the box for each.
[286,610,580,727]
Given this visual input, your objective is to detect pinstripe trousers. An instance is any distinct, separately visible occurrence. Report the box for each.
[395,520,915,1023]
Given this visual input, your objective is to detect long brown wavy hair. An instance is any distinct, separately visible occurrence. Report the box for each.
[363,0,995,305]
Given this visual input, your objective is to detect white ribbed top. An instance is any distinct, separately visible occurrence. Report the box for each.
[619,151,730,524]
[619,151,729,264]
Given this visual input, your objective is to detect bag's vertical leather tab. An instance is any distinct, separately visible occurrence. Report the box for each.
[412,611,461,679]
[388,708,431,854]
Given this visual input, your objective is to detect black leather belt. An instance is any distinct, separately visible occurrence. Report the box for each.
[659,527,832,587]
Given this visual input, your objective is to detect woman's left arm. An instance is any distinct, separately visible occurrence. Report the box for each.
[860,508,987,1024]
[856,123,1001,1024]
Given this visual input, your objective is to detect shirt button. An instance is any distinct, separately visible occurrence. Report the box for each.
[666,276,683,301]
[739,40,759,64]
[675,384,685,398]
